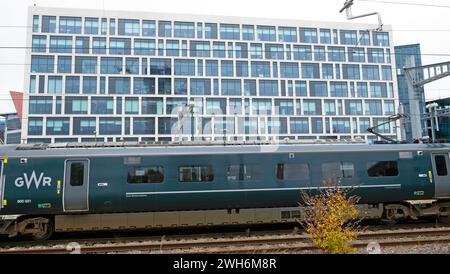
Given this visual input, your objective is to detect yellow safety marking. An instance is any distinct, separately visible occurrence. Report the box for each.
[2,200,7,206]
[3,159,7,164]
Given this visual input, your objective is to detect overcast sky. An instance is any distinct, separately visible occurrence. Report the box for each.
[1,0,449,113]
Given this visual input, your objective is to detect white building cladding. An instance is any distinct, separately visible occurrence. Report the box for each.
[23,6,399,144]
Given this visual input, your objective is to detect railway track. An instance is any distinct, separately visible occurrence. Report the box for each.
[1,225,450,254]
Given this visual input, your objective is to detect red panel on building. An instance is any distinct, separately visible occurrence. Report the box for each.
[9,91,23,122]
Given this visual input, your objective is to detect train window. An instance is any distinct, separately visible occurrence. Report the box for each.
[321,162,354,180]
[178,166,214,182]
[127,166,164,184]
[435,156,448,176]
[367,161,399,177]
[227,165,263,181]
[70,163,84,187]
[276,163,310,181]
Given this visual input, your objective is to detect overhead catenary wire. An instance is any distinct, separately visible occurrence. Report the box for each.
[358,0,450,8]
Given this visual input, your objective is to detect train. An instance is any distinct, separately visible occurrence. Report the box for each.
[0,141,450,240]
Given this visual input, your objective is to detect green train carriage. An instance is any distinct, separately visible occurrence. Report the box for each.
[0,142,450,240]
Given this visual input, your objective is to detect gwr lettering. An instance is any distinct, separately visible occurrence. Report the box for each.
[15,171,52,190]
[217,259,277,269]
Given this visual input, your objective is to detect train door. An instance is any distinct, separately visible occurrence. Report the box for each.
[431,154,450,198]
[63,159,90,212]
[0,159,4,212]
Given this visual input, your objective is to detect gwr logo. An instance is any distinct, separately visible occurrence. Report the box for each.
[15,171,52,190]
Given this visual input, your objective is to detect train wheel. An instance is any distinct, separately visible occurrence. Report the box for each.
[31,218,54,241]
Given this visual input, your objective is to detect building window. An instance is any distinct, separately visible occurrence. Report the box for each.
[93,37,107,54]
[257,25,276,41]
[31,55,54,73]
[278,27,297,42]
[174,59,195,76]
[127,166,164,184]
[220,24,240,40]
[340,30,357,45]
[32,35,47,53]
[174,78,188,95]
[59,17,82,34]
[362,65,380,80]
[309,81,327,96]
[290,118,309,133]
[190,41,210,57]
[369,82,387,98]
[82,76,97,94]
[42,16,56,33]
[345,100,363,115]
[29,96,53,114]
[28,118,43,135]
[302,63,320,79]
[134,39,156,56]
[158,78,172,94]
[46,118,70,135]
[150,58,171,75]
[250,43,263,59]
[319,29,331,44]
[368,48,385,63]
[84,17,99,35]
[75,37,90,54]
[205,23,218,39]
[99,118,122,135]
[265,44,284,60]
[91,97,114,114]
[117,19,140,36]
[174,21,195,38]
[73,118,96,135]
[343,64,360,80]
[299,28,318,43]
[125,58,139,74]
[48,76,62,94]
[303,100,322,115]
[259,80,279,96]
[65,97,88,114]
[191,79,212,95]
[109,77,130,94]
[348,47,365,62]
[142,20,156,36]
[364,100,382,115]
[75,56,97,74]
[280,62,299,78]
[50,36,72,53]
[33,15,40,32]
[133,118,155,135]
[101,57,123,74]
[158,21,172,37]
[221,79,241,96]
[179,166,214,182]
[109,38,131,55]
[328,46,346,62]
[236,61,249,77]
[142,98,164,114]
[330,82,348,97]
[221,60,234,77]
[244,79,257,96]
[134,77,155,94]
[372,32,390,46]
[65,76,80,94]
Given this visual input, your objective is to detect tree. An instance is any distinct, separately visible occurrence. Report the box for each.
[299,178,364,254]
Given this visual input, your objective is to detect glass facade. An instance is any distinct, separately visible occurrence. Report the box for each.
[25,8,398,143]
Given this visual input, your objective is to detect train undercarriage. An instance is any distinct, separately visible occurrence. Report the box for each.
[2,199,450,241]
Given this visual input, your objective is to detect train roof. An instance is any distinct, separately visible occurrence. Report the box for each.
[1,140,450,158]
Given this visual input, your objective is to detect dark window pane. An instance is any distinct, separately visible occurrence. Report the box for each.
[435,156,448,176]
[276,163,310,181]
[178,166,214,182]
[227,165,263,181]
[127,166,164,184]
[367,161,399,177]
[70,163,84,186]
